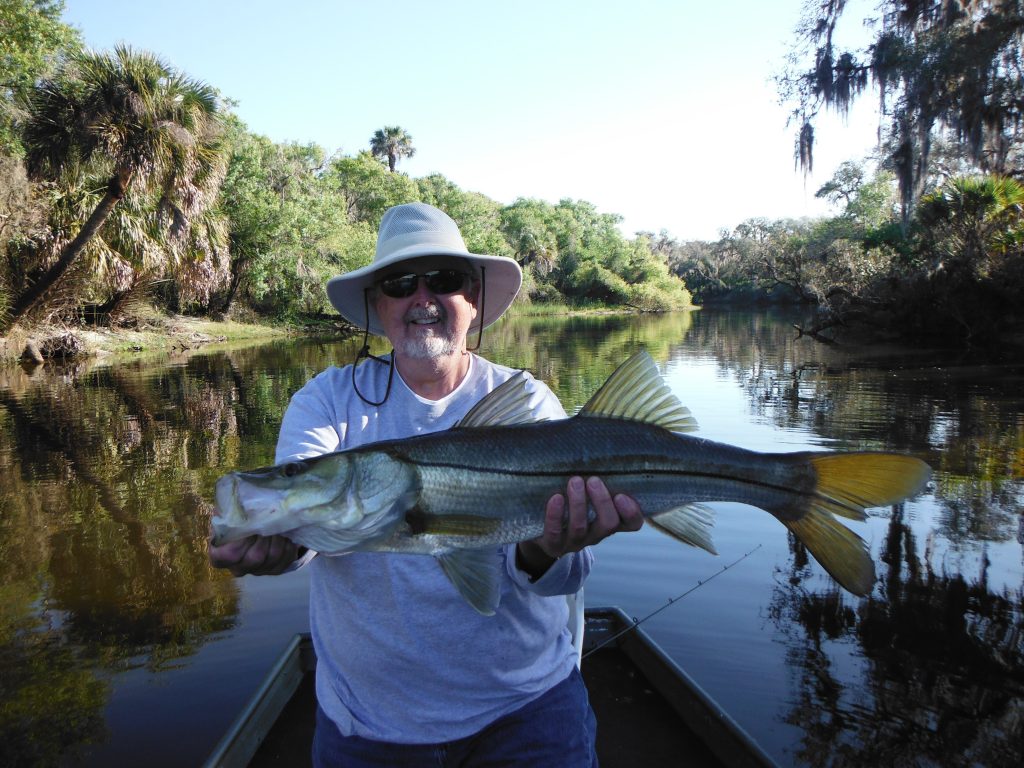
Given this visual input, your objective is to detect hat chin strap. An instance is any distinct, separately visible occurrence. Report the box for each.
[467,266,485,352]
[351,287,395,406]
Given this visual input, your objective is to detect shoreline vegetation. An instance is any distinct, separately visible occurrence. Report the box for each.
[0,300,658,366]
[0,311,289,365]
[2,3,1023,362]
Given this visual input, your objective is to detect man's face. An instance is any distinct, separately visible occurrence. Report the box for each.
[373,256,479,360]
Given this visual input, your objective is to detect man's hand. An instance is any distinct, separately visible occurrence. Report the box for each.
[516,476,643,579]
[208,533,303,577]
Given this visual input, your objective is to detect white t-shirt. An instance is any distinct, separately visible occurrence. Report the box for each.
[276,353,592,743]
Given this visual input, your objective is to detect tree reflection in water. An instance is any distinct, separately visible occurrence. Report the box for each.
[771,506,1022,767]
[0,356,252,765]
[675,310,1022,764]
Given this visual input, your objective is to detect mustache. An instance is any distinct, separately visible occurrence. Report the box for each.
[405,306,444,323]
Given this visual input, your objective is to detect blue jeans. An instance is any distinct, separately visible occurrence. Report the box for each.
[312,667,598,767]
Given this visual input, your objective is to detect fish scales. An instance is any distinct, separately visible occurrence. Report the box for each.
[391,417,819,520]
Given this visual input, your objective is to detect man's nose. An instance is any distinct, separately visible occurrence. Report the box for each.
[410,276,437,299]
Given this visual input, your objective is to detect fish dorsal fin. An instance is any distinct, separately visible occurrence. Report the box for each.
[579,351,697,433]
[458,372,548,428]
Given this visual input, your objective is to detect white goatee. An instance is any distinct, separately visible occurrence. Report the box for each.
[400,306,459,360]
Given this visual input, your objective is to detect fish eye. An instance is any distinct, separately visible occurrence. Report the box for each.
[282,462,304,478]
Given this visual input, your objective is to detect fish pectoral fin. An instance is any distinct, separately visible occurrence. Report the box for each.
[578,351,698,433]
[457,372,548,428]
[437,549,502,616]
[648,504,717,554]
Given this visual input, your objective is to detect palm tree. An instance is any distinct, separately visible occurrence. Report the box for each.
[918,176,1024,278]
[369,126,415,172]
[4,44,224,330]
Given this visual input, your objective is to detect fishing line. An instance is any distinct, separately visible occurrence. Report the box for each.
[581,544,763,661]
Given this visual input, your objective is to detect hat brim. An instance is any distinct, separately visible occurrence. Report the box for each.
[326,249,523,337]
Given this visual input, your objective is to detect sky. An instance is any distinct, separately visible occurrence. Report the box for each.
[61,0,883,241]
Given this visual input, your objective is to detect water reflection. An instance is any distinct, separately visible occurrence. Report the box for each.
[0,309,1020,765]
[677,310,1024,765]
[771,505,1023,767]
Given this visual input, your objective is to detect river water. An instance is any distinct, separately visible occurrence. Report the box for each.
[0,308,1020,766]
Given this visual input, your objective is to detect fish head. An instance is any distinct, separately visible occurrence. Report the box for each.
[211,453,354,545]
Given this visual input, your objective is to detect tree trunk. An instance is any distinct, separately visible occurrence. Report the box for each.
[219,259,247,315]
[4,167,131,331]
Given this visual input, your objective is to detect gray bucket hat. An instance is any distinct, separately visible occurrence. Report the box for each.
[326,203,522,336]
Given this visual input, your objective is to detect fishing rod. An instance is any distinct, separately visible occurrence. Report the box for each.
[581,544,763,661]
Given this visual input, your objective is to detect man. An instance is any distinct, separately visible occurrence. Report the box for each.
[209,202,643,767]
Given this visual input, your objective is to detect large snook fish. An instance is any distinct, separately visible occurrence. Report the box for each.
[211,352,931,615]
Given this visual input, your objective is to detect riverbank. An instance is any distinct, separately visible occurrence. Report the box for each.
[0,300,656,366]
[0,311,319,366]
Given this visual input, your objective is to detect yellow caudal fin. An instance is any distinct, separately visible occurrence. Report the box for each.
[780,452,931,595]
[808,453,932,521]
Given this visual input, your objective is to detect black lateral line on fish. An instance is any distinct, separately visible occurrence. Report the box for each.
[399,458,832,506]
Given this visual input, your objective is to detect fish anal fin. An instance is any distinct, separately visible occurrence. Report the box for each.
[579,351,697,433]
[437,548,502,615]
[783,510,875,596]
[457,372,548,428]
[648,504,717,555]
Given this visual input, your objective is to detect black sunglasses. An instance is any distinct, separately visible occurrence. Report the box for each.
[376,269,469,299]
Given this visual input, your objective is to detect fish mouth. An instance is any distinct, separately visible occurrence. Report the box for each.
[211,474,244,546]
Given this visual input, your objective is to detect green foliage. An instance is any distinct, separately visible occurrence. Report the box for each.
[218,121,361,317]
[3,44,227,328]
[816,160,900,230]
[494,197,689,309]
[907,175,1024,344]
[212,152,695,317]
[669,163,1024,350]
[917,176,1024,277]
[620,234,692,310]
[499,197,560,278]
[329,151,418,227]
[851,176,1024,348]
[0,0,81,154]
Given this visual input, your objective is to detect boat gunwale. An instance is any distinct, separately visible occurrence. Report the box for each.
[584,606,777,768]
[203,606,778,768]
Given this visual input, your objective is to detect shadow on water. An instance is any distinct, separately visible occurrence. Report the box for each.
[0,307,1020,765]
